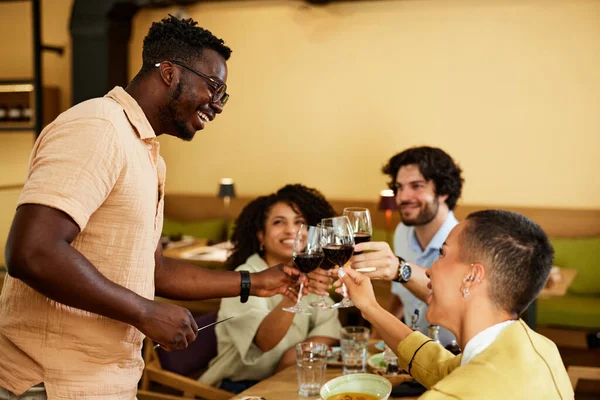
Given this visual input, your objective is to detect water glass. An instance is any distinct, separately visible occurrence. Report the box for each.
[341,326,370,375]
[296,342,328,396]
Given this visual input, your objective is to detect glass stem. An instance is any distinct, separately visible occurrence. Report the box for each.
[339,266,349,298]
[296,276,305,305]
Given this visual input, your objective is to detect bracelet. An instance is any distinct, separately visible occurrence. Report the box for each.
[407,339,433,376]
[240,270,251,303]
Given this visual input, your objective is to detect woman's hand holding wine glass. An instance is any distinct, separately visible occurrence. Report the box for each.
[282,224,324,315]
[308,223,336,309]
[306,267,333,296]
[321,216,355,309]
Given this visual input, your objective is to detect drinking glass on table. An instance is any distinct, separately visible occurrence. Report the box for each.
[342,207,373,257]
[296,341,328,396]
[321,216,354,309]
[340,326,370,375]
[283,224,324,315]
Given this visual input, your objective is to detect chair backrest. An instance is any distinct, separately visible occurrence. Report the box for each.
[156,312,219,376]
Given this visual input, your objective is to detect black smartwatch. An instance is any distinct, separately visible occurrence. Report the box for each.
[394,256,412,283]
[240,270,251,303]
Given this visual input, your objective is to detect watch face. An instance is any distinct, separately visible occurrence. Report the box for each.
[400,264,411,281]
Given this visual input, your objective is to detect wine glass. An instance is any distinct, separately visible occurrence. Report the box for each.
[310,223,336,309]
[342,207,373,256]
[283,224,324,315]
[321,216,355,309]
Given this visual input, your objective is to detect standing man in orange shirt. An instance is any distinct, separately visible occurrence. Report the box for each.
[0,16,301,400]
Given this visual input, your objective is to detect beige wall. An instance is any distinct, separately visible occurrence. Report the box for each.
[0,131,32,265]
[130,0,600,209]
[0,0,73,265]
[0,133,33,266]
[0,0,598,264]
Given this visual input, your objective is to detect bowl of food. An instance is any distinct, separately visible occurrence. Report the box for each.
[367,352,387,374]
[320,373,392,400]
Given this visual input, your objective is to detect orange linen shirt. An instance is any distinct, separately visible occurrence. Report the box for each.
[0,87,165,399]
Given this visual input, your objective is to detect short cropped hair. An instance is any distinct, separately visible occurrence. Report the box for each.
[460,210,554,316]
[382,146,463,210]
[141,15,231,72]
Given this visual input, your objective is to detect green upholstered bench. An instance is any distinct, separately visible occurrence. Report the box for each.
[372,228,394,248]
[537,237,600,329]
[162,217,233,244]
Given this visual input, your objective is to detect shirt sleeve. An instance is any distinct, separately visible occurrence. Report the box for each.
[306,296,342,339]
[18,118,123,231]
[396,331,461,389]
[391,281,404,297]
[217,287,274,365]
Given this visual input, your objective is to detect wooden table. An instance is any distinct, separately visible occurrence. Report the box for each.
[231,365,419,400]
[162,238,228,270]
[539,268,578,298]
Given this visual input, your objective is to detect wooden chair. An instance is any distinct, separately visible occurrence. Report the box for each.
[138,313,232,400]
[567,365,600,390]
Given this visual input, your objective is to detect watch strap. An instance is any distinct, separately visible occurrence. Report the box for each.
[240,270,251,303]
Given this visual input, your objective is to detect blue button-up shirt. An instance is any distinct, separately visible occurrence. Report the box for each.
[391,211,459,345]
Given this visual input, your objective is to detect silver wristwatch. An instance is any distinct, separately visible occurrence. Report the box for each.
[394,256,412,283]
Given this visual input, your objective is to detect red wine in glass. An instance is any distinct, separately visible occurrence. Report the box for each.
[310,227,334,309]
[319,257,335,271]
[321,216,355,309]
[284,224,324,314]
[353,232,371,255]
[323,244,354,267]
[353,233,371,244]
[293,253,324,273]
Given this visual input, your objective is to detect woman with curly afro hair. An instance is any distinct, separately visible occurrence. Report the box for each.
[199,184,342,393]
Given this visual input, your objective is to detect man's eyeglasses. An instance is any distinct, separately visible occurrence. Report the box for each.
[155,60,229,105]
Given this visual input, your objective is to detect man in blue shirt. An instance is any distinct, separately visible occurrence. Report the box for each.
[351,147,464,345]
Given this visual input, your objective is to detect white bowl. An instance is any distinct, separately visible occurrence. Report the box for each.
[320,373,392,400]
[367,352,387,373]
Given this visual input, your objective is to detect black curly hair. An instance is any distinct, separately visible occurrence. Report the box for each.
[140,15,231,73]
[226,184,336,269]
[382,146,464,210]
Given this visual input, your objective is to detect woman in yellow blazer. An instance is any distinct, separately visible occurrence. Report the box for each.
[339,210,573,400]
